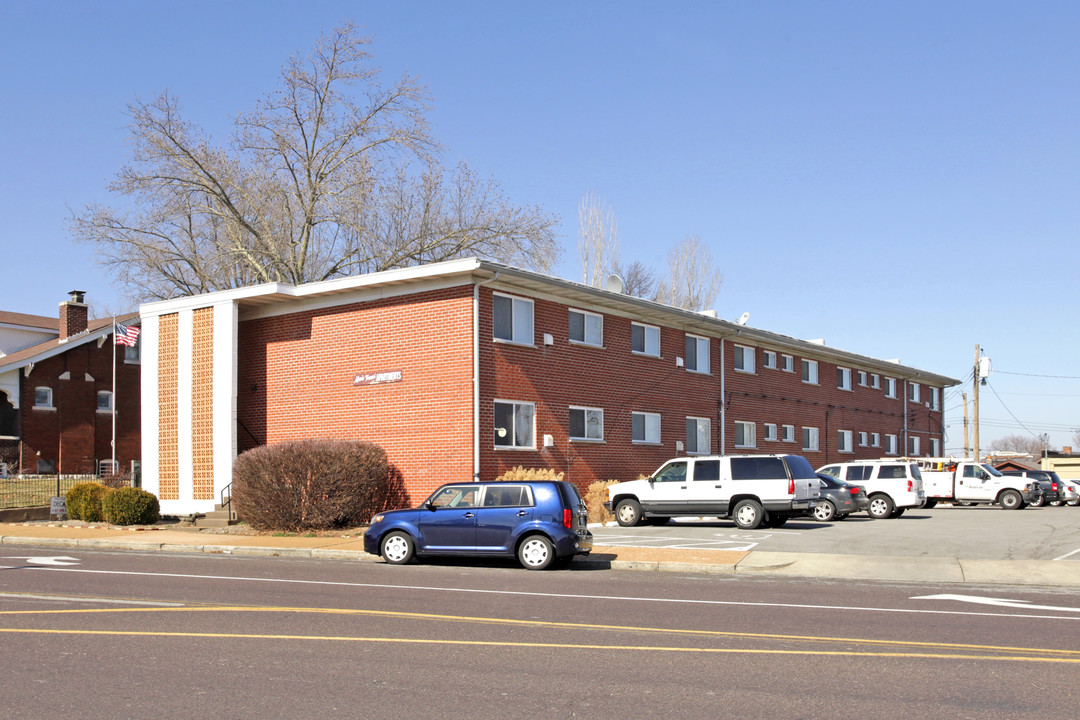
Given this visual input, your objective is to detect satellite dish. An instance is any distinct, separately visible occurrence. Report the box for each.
[605,274,624,294]
[737,312,750,326]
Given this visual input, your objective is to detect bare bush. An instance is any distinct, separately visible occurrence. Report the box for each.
[232,439,390,531]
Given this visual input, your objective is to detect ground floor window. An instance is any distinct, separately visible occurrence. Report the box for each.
[632,412,661,444]
[494,400,535,449]
[686,417,711,454]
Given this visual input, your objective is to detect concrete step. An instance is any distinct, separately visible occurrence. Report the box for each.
[194,503,238,528]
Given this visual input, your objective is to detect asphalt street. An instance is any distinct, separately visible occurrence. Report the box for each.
[1,546,1079,719]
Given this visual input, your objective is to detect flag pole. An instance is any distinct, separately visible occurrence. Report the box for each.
[111,315,117,475]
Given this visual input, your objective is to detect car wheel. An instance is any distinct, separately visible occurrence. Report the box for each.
[518,535,555,570]
[380,531,415,565]
[890,507,906,518]
[998,489,1023,510]
[1068,499,1079,507]
[732,499,765,530]
[1030,494,1046,507]
[867,494,894,519]
[1049,500,1064,506]
[813,500,837,522]
[615,499,643,527]
[834,513,849,521]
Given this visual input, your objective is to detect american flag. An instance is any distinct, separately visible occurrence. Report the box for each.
[115,323,141,347]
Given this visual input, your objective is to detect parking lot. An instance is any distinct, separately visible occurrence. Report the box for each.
[591,504,1080,562]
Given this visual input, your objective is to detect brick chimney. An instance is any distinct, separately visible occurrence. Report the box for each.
[59,290,88,341]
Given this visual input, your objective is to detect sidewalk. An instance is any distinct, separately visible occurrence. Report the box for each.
[2,522,1078,587]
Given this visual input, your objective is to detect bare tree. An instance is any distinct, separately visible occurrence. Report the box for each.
[71,24,559,301]
[653,234,723,311]
[613,260,657,299]
[987,434,1052,458]
[577,191,618,288]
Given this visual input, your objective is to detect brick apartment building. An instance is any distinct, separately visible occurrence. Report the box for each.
[138,258,958,517]
[0,292,141,476]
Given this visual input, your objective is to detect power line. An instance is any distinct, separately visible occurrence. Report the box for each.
[995,370,1080,380]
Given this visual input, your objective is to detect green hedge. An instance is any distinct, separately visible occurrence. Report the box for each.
[102,488,160,526]
[66,482,108,521]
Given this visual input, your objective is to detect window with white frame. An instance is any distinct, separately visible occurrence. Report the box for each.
[568,309,603,347]
[764,423,778,442]
[801,359,818,385]
[884,377,896,398]
[929,387,940,411]
[857,370,867,387]
[685,334,710,373]
[802,426,819,452]
[493,293,534,345]
[931,438,941,456]
[734,345,755,373]
[781,354,794,372]
[858,431,868,447]
[871,432,881,447]
[34,387,53,408]
[734,421,756,448]
[763,351,777,370]
[98,459,118,476]
[96,391,113,413]
[908,382,920,402]
[870,373,880,389]
[569,406,604,441]
[686,417,711,454]
[494,400,535,448]
[837,367,852,391]
[631,323,660,357]
[838,430,853,453]
[632,412,661,444]
[885,434,898,455]
[782,424,795,442]
[908,436,921,455]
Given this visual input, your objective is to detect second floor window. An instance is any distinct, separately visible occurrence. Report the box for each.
[685,335,710,373]
[568,309,603,346]
[493,293,533,345]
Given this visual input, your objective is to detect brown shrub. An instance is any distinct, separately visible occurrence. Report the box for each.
[231,440,390,531]
[493,466,565,482]
[585,480,619,524]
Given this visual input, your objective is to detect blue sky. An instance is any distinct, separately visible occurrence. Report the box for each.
[2,1,1078,451]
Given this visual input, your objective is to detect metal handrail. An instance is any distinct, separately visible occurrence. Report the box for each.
[220,482,232,508]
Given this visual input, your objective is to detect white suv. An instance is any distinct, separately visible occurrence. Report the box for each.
[817,460,926,519]
[604,454,820,530]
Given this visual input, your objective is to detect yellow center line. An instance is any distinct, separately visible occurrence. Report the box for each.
[1,601,1076,659]
[0,627,1077,663]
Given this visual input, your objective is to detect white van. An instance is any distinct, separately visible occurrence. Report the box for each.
[817,460,926,519]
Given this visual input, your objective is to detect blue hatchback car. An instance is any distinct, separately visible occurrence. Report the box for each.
[363,480,593,570]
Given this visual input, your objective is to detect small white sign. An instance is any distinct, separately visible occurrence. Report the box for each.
[50,497,67,518]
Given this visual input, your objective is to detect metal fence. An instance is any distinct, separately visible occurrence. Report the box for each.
[0,475,98,510]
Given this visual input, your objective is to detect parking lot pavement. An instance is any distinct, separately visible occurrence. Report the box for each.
[591,505,1080,562]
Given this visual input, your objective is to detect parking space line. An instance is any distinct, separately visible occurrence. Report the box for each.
[1052,548,1080,562]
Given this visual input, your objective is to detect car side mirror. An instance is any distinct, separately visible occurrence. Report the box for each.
[422,502,436,511]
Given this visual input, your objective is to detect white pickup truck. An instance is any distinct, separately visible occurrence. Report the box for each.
[916,459,1036,509]
[816,460,926,519]
[604,454,820,530]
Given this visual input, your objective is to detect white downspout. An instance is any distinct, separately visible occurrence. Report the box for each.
[473,273,499,480]
[719,337,726,454]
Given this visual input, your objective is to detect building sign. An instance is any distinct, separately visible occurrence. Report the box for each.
[353,370,403,387]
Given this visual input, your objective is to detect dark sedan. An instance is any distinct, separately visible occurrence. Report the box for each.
[814,473,870,521]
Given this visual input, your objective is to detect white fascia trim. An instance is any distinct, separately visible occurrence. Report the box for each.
[239,276,476,322]
[138,258,485,318]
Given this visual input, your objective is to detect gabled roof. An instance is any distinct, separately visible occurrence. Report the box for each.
[0,310,59,333]
[0,313,139,375]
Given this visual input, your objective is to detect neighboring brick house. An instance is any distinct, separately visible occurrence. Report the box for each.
[0,292,141,476]
[139,258,959,516]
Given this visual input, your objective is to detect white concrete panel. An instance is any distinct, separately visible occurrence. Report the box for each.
[139,314,160,498]
[176,309,194,506]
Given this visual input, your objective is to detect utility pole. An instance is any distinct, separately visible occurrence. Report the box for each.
[962,392,970,458]
[973,344,980,462]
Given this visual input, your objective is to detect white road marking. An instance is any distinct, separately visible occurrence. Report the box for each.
[2,556,81,566]
[8,563,1080,622]
[0,592,183,607]
[913,594,1080,614]
[1052,548,1080,562]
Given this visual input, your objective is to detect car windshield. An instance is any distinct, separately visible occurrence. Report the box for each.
[980,464,1004,477]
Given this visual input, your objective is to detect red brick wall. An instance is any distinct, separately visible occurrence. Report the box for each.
[18,342,141,474]
[477,289,945,491]
[236,286,475,506]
